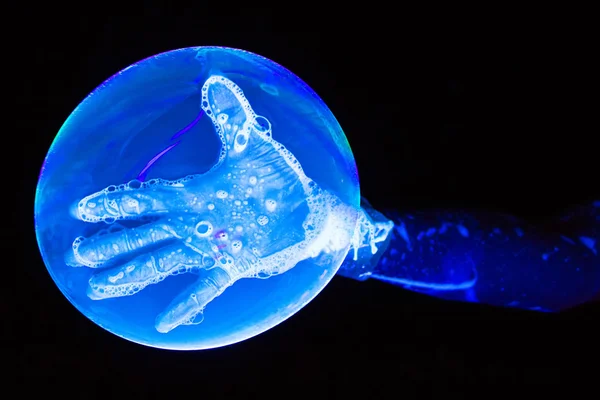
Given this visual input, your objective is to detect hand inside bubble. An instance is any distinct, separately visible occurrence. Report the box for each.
[65,76,358,333]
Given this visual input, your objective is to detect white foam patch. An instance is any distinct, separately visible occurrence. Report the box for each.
[71,236,103,268]
[349,209,394,261]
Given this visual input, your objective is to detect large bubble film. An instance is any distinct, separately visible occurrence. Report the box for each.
[35,47,360,350]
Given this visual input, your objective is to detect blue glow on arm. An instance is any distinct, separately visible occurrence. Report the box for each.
[338,200,600,312]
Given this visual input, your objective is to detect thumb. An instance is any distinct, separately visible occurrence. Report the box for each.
[155,267,233,333]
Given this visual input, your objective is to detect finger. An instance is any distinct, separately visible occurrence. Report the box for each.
[155,267,233,333]
[70,178,191,223]
[86,243,213,300]
[201,75,271,159]
[65,219,188,268]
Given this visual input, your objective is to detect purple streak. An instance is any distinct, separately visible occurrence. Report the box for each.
[136,111,204,181]
[137,141,181,182]
[171,111,204,140]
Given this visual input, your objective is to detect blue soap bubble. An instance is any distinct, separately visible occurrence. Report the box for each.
[35,46,361,350]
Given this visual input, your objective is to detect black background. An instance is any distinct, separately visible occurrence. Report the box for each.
[11,7,599,396]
